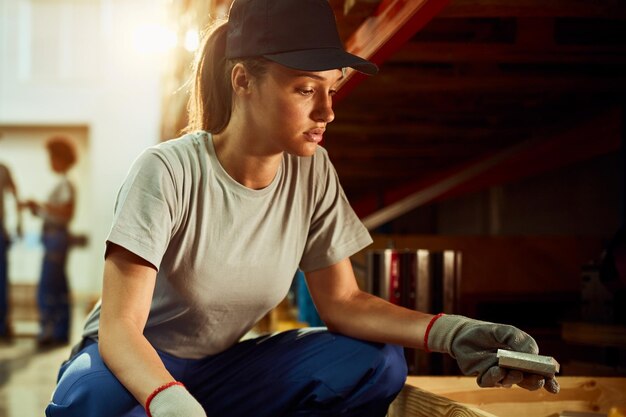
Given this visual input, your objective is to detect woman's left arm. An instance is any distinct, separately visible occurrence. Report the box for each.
[306,257,560,394]
[305,257,433,349]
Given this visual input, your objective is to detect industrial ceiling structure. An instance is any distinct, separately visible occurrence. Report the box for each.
[163,0,626,227]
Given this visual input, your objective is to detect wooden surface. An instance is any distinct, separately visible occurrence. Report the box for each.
[389,376,626,417]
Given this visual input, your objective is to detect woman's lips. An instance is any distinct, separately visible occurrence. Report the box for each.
[304,128,325,143]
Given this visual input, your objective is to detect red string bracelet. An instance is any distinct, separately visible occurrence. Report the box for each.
[145,381,184,417]
[423,313,445,353]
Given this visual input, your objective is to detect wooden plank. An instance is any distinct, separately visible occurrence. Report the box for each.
[343,0,381,18]
[389,381,498,417]
[336,0,452,100]
[439,0,626,18]
[327,144,512,160]
[388,41,626,65]
[341,71,626,94]
[327,122,521,138]
[348,108,622,221]
[329,0,380,42]
[359,139,532,230]
[389,376,626,417]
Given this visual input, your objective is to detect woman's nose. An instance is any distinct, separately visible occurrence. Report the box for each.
[313,95,335,124]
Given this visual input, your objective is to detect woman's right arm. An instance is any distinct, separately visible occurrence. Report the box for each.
[98,243,175,405]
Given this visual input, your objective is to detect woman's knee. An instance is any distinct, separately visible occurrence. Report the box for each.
[319,336,407,395]
[376,343,408,394]
[298,338,407,414]
[46,344,140,417]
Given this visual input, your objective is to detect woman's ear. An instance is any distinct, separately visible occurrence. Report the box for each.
[231,63,251,96]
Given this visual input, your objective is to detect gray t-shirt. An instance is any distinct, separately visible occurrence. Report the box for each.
[41,176,75,226]
[83,131,372,358]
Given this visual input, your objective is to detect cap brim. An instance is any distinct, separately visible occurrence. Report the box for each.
[263,48,378,75]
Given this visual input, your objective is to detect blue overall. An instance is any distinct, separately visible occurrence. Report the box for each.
[0,232,9,336]
[46,328,407,417]
[38,223,71,342]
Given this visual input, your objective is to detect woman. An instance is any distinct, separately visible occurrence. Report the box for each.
[23,136,76,347]
[46,1,559,416]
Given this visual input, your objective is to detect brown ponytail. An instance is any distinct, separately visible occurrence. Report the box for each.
[185,20,269,134]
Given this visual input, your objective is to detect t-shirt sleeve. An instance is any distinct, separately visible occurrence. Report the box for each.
[106,149,178,270]
[299,150,372,272]
[49,179,73,205]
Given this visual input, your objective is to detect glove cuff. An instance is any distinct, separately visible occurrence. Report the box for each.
[426,313,471,355]
[146,381,184,417]
[423,313,445,352]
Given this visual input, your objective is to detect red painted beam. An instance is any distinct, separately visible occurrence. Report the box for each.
[335,0,452,102]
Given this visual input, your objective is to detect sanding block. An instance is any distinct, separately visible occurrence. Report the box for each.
[496,349,560,378]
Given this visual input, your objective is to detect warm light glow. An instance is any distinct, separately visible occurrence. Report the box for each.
[184,28,200,52]
[132,23,177,54]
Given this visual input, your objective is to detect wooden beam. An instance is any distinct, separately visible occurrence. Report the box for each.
[389,381,498,417]
[359,138,532,229]
[352,108,622,223]
[327,121,519,138]
[439,0,626,18]
[336,0,452,100]
[388,41,626,64]
[328,144,512,160]
[334,161,447,179]
[334,91,597,121]
[343,0,381,18]
[516,17,554,47]
[341,71,626,94]
[622,103,626,227]
[330,0,380,42]
[389,376,626,417]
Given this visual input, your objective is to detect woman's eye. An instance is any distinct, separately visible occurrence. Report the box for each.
[298,88,314,96]
[329,89,337,96]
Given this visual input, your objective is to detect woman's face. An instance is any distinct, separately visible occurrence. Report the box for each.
[246,62,343,157]
[49,153,69,174]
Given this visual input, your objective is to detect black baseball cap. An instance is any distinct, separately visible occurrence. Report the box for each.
[225,0,378,75]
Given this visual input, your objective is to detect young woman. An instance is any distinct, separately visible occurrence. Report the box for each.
[23,137,76,347]
[46,1,559,416]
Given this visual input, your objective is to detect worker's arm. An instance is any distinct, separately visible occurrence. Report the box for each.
[5,171,23,237]
[99,244,206,417]
[21,199,73,224]
[305,257,559,394]
[305,257,433,348]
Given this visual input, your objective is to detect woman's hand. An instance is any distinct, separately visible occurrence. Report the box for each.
[19,200,39,215]
[426,314,560,394]
[146,382,207,417]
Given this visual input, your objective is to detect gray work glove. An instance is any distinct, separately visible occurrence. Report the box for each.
[146,383,207,417]
[426,314,560,394]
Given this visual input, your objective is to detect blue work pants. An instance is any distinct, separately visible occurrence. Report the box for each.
[38,225,70,341]
[46,328,407,416]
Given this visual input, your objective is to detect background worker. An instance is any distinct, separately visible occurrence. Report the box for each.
[22,136,77,347]
[0,162,23,342]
